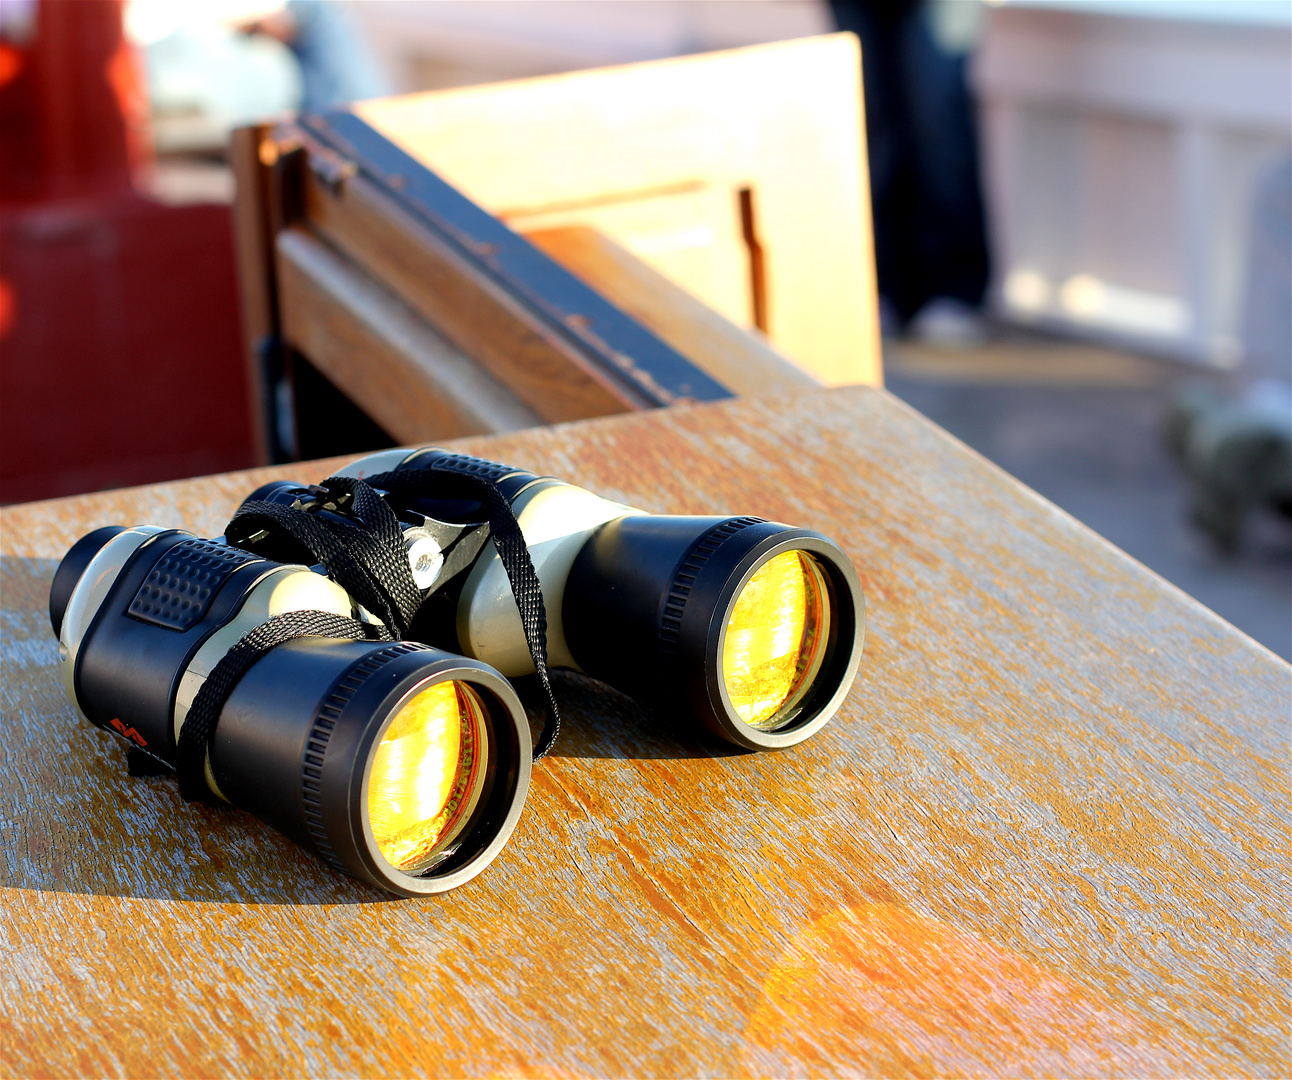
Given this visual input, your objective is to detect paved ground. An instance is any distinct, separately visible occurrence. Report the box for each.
[885,338,1292,662]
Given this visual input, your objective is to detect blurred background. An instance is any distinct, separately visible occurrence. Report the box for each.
[1,0,1288,657]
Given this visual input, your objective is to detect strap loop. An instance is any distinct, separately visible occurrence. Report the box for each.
[221,464,562,761]
[369,462,561,760]
[227,478,422,639]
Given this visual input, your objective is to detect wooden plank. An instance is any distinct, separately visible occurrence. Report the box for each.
[276,225,542,443]
[302,166,646,422]
[1,386,1286,1076]
[355,34,884,388]
[506,182,756,330]
[299,113,733,412]
[227,124,276,465]
[525,224,819,397]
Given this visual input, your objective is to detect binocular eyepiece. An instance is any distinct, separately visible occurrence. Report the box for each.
[50,525,531,896]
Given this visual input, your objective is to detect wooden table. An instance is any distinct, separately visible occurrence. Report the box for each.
[1,386,1287,1077]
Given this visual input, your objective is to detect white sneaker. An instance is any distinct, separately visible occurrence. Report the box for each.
[908,297,990,348]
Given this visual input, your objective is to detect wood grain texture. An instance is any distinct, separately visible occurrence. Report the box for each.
[275,225,542,443]
[227,124,276,465]
[508,183,756,331]
[354,35,883,388]
[303,167,653,423]
[1,386,1288,1077]
[525,225,819,397]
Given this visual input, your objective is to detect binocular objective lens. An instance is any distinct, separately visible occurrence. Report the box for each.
[367,680,490,874]
[722,551,830,731]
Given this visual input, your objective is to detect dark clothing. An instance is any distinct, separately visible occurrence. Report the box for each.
[286,0,389,112]
[831,0,990,322]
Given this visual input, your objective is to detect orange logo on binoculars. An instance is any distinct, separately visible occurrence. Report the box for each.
[109,717,147,747]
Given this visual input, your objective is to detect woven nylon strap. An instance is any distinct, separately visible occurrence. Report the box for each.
[174,609,388,802]
[226,477,422,640]
[222,466,560,761]
[367,461,560,760]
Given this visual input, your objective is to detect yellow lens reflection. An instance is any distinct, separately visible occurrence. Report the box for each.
[722,551,828,729]
[367,680,485,872]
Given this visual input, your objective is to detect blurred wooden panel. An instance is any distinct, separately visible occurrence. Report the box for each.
[1,386,1285,1076]
[526,224,818,397]
[232,116,736,461]
[355,34,883,388]
[275,226,541,442]
[227,123,276,463]
[300,167,652,424]
[506,182,754,329]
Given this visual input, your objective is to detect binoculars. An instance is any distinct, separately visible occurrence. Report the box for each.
[50,448,866,897]
[50,524,532,896]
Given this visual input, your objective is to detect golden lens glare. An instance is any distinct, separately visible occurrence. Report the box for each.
[367,680,486,872]
[722,550,829,729]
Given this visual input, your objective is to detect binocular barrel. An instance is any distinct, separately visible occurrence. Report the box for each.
[563,514,863,749]
[329,447,868,750]
[50,524,532,896]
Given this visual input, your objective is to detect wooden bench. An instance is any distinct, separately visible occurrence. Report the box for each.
[230,35,879,459]
[2,384,1286,1076]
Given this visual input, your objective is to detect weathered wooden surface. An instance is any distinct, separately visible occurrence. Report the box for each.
[301,168,655,422]
[1,386,1288,1077]
[275,224,542,443]
[355,34,883,388]
[526,224,819,398]
[238,118,734,458]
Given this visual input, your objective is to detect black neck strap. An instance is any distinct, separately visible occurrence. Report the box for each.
[223,468,560,761]
[175,610,389,802]
[368,463,560,760]
[227,477,422,639]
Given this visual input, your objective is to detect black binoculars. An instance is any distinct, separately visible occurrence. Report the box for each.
[49,525,531,896]
[242,447,867,751]
[49,448,865,897]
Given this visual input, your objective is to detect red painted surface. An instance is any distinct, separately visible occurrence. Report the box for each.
[0,0,255,504]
